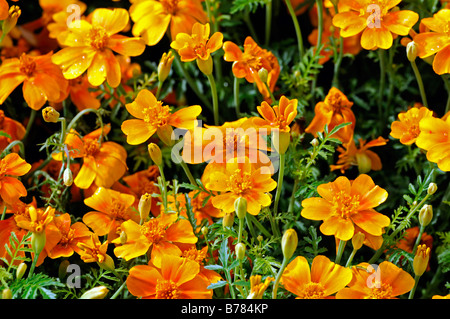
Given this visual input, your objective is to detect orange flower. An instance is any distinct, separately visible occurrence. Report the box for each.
[247,275,274,299]
[396,226,433,254]
[0,52,69,110]
[301,174,390,241]
[223,36,280,102]
[83,187,139,242]
[67,75,101,111]
[53,125,128,189]
[336,261,415,299]
[330,136,388,174]
[0,110,26,152]
[126,254,212,299]
[0,153,31,204]
[188,189,223,225]
[129,0,207,46]
[51,8,145,88]
[204,157,277,216]
[121,89,202,145]
[416,113,450,171]
[252,96,298,132]
[281,255,353,299]
[304,87,356,144]
[390,105,434,145]
[112,212,198,265]
[332,0,419,50]
[77,233,115,271]
[179,245,222,286]
[414,9,450,75]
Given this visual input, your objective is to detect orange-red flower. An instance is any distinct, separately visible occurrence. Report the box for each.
[126,254,212,299]
[121,88,202,145]
[305,87,356,144]
[0,52,69,110]
[414,9,450,75]
[0,153,31,204]
[83,187,140,242]
[188,189,223,225]
[77,233,115,271]
[223,36,280,102]
[129,0,207,46]
[281,255,353,299]
[336,261,415,299]
[390,105,434,145]
[332,0,419,50]
[0,110,26,152]
[51,8,145,88]
[67,75,101,111]
[301,174,390,241]
[179,245,222,286]
[252,96,298,132]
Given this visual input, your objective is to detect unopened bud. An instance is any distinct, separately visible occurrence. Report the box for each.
[310,138,319,148]
[98,254,115,272]
[234,197,247,220]
[16,262,27,280]
[235,243,246,260]
[273,130,291,154]
[427,182,437,195]
[148,143,162,167]
[119,231,127,245]
[31,231,46,256]
[158,51,174,83]
[222,212,235,228]
[2,288,12,299]
[352,232,365,251]
[196,55,213,76]
[201,226,208,237]
[63,167,73,186]
[281,229,298,260]
[356,152,372,174]
[406,41,418,62]
[413,244,430,276]
[258,68,268,83]
[2,5,21,35]
[58,260,71,281]
[42,106,60,123]
[138,193,152,223]
[419,204,433,227]
[79,286,109,299]
[257,235,263,242]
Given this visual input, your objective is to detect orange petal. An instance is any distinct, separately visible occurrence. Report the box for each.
[165,219,197,244]
[121,119,156,145]
[130,1,170,46]
[125,89,157,119]
[332,12,366,38]
[361,26,393,50]
[320,215,354,241]
[169,105,202,129]
[51,47,96,80]
[433,44,450,75]
[91,8,129,35]
[126,265,160,297]
[223,41,242,62]
[0,177,27,204]
[281,256,311,296]
[351,210,390,236]
[383,10,418,36]
[108,34,146,57]
[0,73,26,105]
[2,153,31,176]
[74,158,96,189]
[300,197,333,220]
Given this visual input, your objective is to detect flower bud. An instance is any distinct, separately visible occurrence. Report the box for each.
[406,41,418,62]
[258,68,268,83]
[201,226,208,237]
[42,106,60,123]
[138,193,152,223]
[235,243,246,260]
[234,197,247,220]
[158,51,174,83]
[31,231,46,256]
[79,286,109,299]
[352,232,365,251]
[413,244,430,276]
[356,152,372,174]
[310,138,319,147]
[222,212,235,228]
[2,288,12,299]
[148,143,162,167]
[273,130,291,154]
[197,55,213,76]
[427,182,437,195]
[16,262,27,280]
[63,167,73,186]
[119,230,127,245]
[281,229,298,260]
[2,5,21,35]
[419,204,433,227]
[98,254,115,272]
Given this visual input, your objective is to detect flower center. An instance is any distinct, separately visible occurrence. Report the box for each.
[297,282,326,299]
[326,92,346,112]
[110,199,129,221]
[19,54,36,76]
[59,228,75,247]
[84,138,100,156]
[227,168,252,196]
[88,27,109,51]
[143,101,171,128]
[182,247,207,264]
[332,191,360,219]
[366,282,393,299]
[155,279,180,299]
[160,0,179,15]
[140,219,166,244]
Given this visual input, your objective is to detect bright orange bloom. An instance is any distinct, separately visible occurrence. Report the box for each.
[330,136,388,174]
[0,0,9,20]
[204,157,277,216]
[223,36,280,102]
[396,226,433,271]
[336,261,415,299]
[121,89,202,145]
[416,113,450,171]
[179,245,222,286]
[188,189,223,225]
[301,174,390,241]
[77,233,115,271]
[0,153,31,204]
[53,125,128,189]
[281,255,353,299]
[15,205,55,235]
[51,8,145,88]
[0,52,69,110]
[112,212,198,265]
[129,0,207,46]
[252,96,298,132]
[39,0,86,25]
[67,75,101,111]
[247,275,273,299]
[83,187,140,242]
[390,105,434,145]
[332,0,419,50]
[126,254,212,299]
[305,87,356,144]
[414,9,450,75]
[0,110,26,152]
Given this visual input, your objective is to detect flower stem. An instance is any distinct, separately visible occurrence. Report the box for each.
[207,73,220,125]
[265,0,272,47]
[234,76,241,117]
[411,61,428,108]
[287,178,299,214]
[345,249,357,268]
[335,239,347,265]
[23,109,37,142]
[272,257,289,299]
[408,274,421,299]
[284,0,304,59]
[273,152,285,220]
[110,281,127,299]
[412,224,425,255]
[378,49,387,131]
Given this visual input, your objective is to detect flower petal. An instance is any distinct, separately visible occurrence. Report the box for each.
[121,119,156,145]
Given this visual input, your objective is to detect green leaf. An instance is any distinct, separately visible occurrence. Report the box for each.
[204,264,224,271]
[327,122,352,137]
[207,280,228,290]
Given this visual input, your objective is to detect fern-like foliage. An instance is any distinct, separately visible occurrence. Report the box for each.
[230,0,268,14]
[8,273,65,299]
[0,231,32,271]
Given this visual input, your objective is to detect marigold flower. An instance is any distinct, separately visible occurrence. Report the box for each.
[332,0,419,50]
[0,52,69,110]
[53,125,128,189]
[253,96,298,132]
[223,36,280,102]
[414,9,450,75]
[336,261,415,299]
[0,153,31,204]
[45,1,88,39]
[180,245,222,286]
[305,87,356,144]
[0,110,26,152]
[204,157,277,216]
[83,187,139,242]
[188,189,223,225]
[301,174,390,241]
[281,255,353,299]
[67,75,101,111]
[121,89,201,145]
[77,233,115,271]
[51,8,145,88]
[396,226,433,262]
[129,0,207,46]
[112,212,197,265]
[390,105,434,145]
[247,275,273,299]
[126,254,212,299]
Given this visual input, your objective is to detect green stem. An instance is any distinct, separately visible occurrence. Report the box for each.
[378,49,387,131]
[315,0,323,51]
[245,214,257,239]
[408,275,421,299]
[238,215,245,244]
[265,0,272,47]
[158,167,168,211]
[272,257,289,299]
[335,240,347,265]
[284,0,304,59]
[287,178,299,214]
[23,109,37,142]
[1,206,7,221]
[207,73,219,126]
[234,77,241,117]
[28,252,40,278]
[331,1,343,89]
[246,214,272,238]
[411,61,428,108]
[264,81,277,105]
[155,81,163,100]
[345,249,357,268]
[110,281,127,299]
[273,153,285,218]
[412,224,425,255]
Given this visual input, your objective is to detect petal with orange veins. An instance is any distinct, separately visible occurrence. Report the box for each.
[223,41,242,62]
[305,102,334,136]
[257,101,276,122]
[414,32,448,59]
[51,47,96,80]
[383,10,418,36]
[416,117,450,150]
[125,89,157,120]
[22,79,47,110]
[126,265,161,297]
[161,255,200,286]
[94,144,128,188]
[361,26,393,50]
[0,73,26,105]
[350,174,388,210]
[121,119,156,145]
[211,193,237,214]
[379,261,415,297]
[169,105,202,130]
[178,275,212,299]
[426,142,450,171]
[150,241,183,268]
[2,153,31,176]
[281,256,311,296]
[432,43,450,75]
[0,177,27,204]
[332,12,367,38]
[300,197,333,220]
[82,211,112,236]
[108,35,146,57]
[130,1,170,46]
[351,210,390,236]
[165,219,197,244]
[317,176,351,201]
[245,191,271,215]
[91,8,129,36]
[310,255,352,296]
[320,215,354,241]
[84,187,114,213]
[74,158,96,189]
[207,32,224,53]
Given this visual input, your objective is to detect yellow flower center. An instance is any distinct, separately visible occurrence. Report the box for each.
[140,219,166,244]
[365,282,393,299]
[59,228,75,248]
[88,27,109,51]
[110,199,129,221]
[182,247,207,264]
[84,138,101,156]
[143,101,171,128]
[332,191,360,219]
[326,92,346,112]
[242,52,262,71]
[155,279,180,299]
[160,0,179,15]
[19,54,36,76]
[227,169,252,196]
[297,282,326,299]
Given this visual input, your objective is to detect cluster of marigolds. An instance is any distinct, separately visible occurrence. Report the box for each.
[0,0,449,300]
